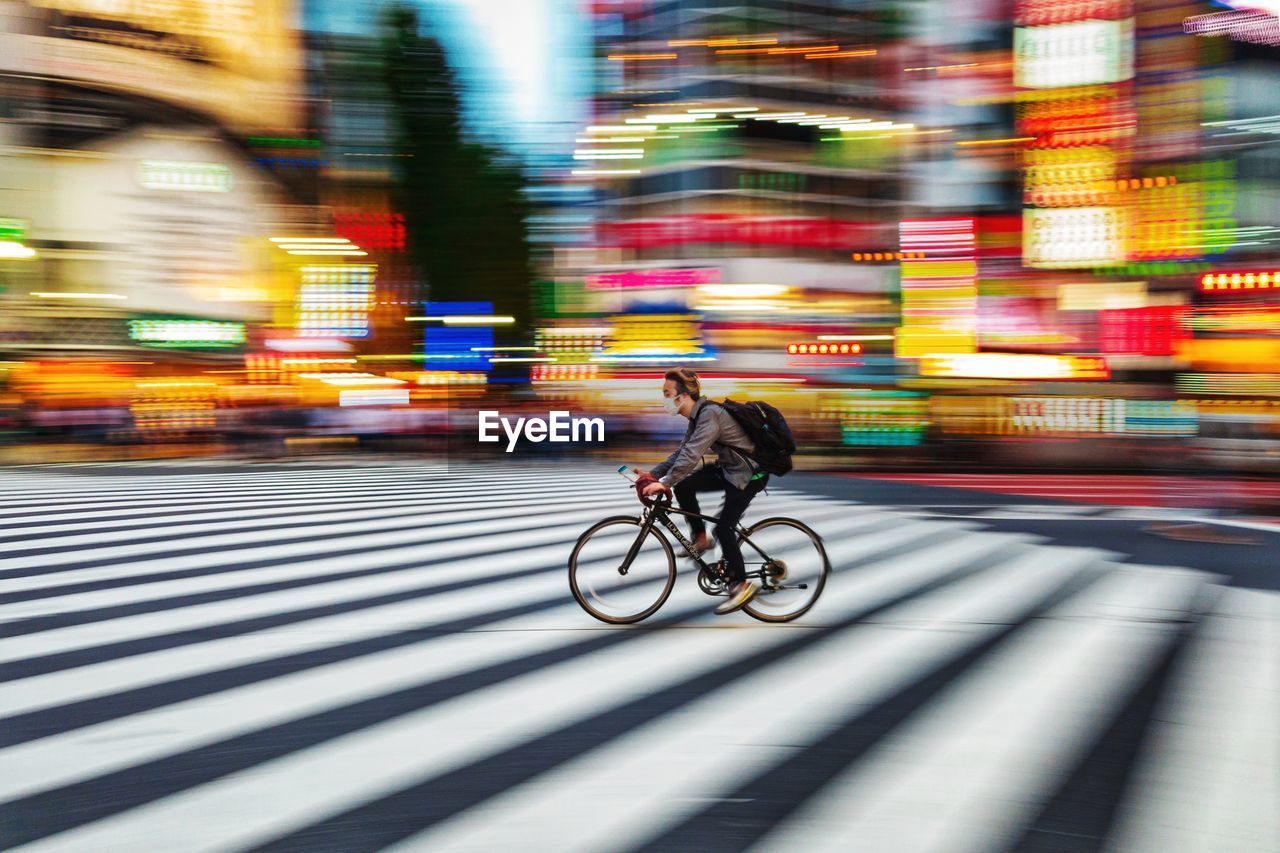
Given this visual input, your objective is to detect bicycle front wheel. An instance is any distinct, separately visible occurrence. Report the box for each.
[568,516,676,624]
[739,517,830,623]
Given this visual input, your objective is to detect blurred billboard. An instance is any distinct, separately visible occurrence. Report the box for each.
[0,0,303,132]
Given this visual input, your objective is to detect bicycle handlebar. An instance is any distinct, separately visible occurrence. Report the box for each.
[619,464,671,506]
[637,488,672,508]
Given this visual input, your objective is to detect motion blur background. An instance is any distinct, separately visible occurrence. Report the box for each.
[1,0,1278,483]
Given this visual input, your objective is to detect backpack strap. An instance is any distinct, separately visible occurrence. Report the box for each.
[713,399,761,473]
[685,400,752,467]
[686,399,710,435]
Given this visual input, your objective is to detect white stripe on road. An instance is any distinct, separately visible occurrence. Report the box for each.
[0,573,643,802]
[753,566,1212,853]
[0,492,589,543]
[0,509,622,620]
[7,527,1052,852]
[0,509,919,713]
[0,502,885,664]
[0,490,632,581]
[0,488,625,558]
[1103,588,1280,853]
[0,465,585,500]
[0,519,994,802]
[0,487,531,530]
[385,546,1106,853]
[381,545,1111,850]
[0,496,846,614]
[0,470,634,517]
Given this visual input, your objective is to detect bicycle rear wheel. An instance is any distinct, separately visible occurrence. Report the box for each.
[739,517,829,623]
[569,516,676,624]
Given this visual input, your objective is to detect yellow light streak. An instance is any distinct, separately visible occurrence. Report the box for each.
[956,136,1034,146]
[806,49,877,59]
[30,291,126,299]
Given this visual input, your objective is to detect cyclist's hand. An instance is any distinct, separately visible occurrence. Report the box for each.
[631,467,650,478]
[641,481,671,499]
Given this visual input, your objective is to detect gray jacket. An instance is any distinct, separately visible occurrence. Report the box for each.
[652,398,758,490]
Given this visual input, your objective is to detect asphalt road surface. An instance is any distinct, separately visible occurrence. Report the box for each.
[0,459,1275,851]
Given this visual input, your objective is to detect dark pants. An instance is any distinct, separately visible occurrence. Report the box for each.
[673,465,768,584]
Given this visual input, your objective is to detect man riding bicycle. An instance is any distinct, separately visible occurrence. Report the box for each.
[634,368,769,615]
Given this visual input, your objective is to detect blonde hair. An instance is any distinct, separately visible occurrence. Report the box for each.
[664,367,701,399]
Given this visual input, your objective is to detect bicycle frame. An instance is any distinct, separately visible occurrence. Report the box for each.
[620,499,773,581]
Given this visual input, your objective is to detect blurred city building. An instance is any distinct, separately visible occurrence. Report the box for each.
[0,0,1276,472]
[543,0,914,448]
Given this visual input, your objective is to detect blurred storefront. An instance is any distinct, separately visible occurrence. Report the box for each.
[536,0,912,450]
[0,0,1277,470]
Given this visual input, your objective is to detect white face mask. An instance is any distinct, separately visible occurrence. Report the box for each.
[662,395,681,415]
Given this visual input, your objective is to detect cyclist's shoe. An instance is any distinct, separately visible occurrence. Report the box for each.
[714,580,757,615]
[678,535,714,560]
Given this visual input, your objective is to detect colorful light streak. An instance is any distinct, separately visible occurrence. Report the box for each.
[787,342,863,354]
[607,53,678,61]
[138,161,232,192]
[128,319,246,348]
[1184,9,1280,46]
[584,268,719,289]
[1,241,37,259]
[920,353,1111,380]
[297,265,375,339]
[1200,271,1280,291]
[30,291,124,299]
[896,219,978,358]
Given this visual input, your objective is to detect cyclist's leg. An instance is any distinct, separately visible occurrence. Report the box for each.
[714,475,768,584]
[672,466,721,540]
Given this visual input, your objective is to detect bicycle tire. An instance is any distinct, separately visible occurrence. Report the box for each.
[739,517,830,623]
[568,515,677,624]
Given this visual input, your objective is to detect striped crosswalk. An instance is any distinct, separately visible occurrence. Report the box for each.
[0,462,1275,852]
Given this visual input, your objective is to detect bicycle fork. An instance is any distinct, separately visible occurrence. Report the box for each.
[618,508,659,576]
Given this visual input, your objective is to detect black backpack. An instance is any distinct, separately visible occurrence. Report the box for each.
[717,399,796,476]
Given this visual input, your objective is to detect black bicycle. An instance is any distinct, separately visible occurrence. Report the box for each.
[568,466,830,624]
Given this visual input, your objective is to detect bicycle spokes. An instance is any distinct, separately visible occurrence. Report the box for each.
[569,517,677,624]
[738,518,829,621]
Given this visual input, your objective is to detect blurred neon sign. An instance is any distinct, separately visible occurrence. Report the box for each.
[1190,307,1280,333]
[896,219,978,358]
[1057,281,1147,311]
[339,389,410,407]
[334,212,406,251]
[1014,20,1135,89]
[0,218,26,240]
[535,326,607,359]
[422,302,495,370]
[532,364,600,382]
[138,161,231,192]
[1024,208,1127,268]
[597,215,890,249]
[1200,271,1280,291]
[1184,10,1280,46]
[935,396,1193,437]
[1016,0,1133,27]
[297,265,375,339]
[1099,306,1188,356]
[787,342,862,354]
[601,312,707,361]
[1023,147,1119,207]
[1016,89,1136,151]
[128,319,245,348]
[584,268,719,289]
[920,353,1110,380]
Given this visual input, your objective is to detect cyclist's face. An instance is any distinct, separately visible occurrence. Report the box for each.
[662,380,685,414]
